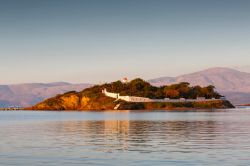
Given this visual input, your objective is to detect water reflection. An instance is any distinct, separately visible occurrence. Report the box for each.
[32,120,232,153]
[1,110,250,166]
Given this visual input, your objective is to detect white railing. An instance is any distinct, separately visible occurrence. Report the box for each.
[102,89,224,103]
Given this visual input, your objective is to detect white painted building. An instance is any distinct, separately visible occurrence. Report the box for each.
[121,77,129,83]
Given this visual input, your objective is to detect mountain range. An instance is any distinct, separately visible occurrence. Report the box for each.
[149,67,250,105]
[0,82,92,107]
[1,67,250,107]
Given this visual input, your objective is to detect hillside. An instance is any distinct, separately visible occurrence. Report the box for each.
[0,82,92,107]
[29,79,234,110]
[149,67,250,105]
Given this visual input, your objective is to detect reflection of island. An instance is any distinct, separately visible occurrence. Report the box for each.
[5,117,242,155]
[103,120,130,151]
[104,120,129,134]
[44,119,229,153]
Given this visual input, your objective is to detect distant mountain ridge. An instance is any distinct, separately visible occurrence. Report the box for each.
[149,67,250,105]
[1,67,250,107]
[0,82,92,107]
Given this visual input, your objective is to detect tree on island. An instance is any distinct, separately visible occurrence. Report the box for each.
[103,78,221,99]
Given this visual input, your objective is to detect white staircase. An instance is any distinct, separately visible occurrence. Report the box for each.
[114,104,121,110]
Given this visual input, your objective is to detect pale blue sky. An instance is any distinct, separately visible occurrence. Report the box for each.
[0,0,250,84]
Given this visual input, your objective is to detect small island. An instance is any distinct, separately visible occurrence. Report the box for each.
[27,78,234,111]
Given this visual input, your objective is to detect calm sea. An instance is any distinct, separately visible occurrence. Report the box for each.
[1,108,250,166]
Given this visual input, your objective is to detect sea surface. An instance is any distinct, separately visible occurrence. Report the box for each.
[1,108,250,166]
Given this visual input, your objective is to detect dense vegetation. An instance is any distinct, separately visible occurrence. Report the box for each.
[29,78,232,111]
[102,78,222,99]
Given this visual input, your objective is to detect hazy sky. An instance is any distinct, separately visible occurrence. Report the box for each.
[0,0,250,84]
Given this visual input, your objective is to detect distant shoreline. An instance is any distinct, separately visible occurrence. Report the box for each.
[237,104,250,107]
[0,108,23,111]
